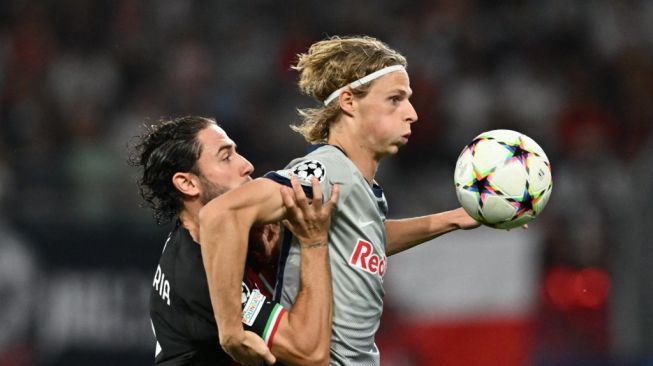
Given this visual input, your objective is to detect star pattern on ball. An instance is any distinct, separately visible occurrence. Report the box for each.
[506,181,547,217]
[463,168,498,208]
[465,136,486,156]
[514,187,534,216]
[499,136,539,172]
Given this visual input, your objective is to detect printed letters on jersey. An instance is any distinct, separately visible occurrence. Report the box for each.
[242,289,266,326]
[349,239,387,280]
[150,222,288,364]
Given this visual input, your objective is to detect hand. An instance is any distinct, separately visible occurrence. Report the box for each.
[451,207,481,230]
[260,223,281,248]
[221,330,276,365]
[507,224,529,231]
[249,223,281,261]
[280,175,339,247]
[451,207,528,230]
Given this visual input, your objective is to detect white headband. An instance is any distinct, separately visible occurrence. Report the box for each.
[323,65,406,106]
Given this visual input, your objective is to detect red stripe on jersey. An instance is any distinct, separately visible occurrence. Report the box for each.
[266,307,286,348]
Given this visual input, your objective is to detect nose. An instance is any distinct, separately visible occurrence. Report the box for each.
[241,156,254,177]
[405,100,418,124]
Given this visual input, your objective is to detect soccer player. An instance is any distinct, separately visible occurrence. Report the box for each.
[131,116,339,365]
[200,36,480,365]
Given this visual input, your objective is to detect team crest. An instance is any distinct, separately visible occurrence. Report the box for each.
[287,160,326,184]
[272,160,326,186]
[241,282,251,304]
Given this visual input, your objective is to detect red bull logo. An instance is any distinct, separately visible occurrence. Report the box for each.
[349,239,387,279]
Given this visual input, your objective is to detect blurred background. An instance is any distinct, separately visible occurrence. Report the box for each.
[1,0,652,365]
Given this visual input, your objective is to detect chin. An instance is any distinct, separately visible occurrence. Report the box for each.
[377,147,399,159]
[392,141,406,150]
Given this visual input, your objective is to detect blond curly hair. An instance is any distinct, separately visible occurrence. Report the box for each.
[291,36,407,143]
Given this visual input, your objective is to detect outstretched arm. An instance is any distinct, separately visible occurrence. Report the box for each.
[385,207,480,256]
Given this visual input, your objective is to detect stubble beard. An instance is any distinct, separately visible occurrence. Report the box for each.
[198,174,230,205]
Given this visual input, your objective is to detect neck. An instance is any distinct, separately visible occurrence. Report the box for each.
[179,204,201,243]
[328,134,379,185]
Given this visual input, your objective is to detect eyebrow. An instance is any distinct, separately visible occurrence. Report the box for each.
[389,88,413,98]
[216,143,236,154]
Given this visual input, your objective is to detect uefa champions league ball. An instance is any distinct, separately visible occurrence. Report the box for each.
[454,129,553,229]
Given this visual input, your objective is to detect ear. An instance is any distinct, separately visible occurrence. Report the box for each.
[172,172,200,197]
[338,88,356,115]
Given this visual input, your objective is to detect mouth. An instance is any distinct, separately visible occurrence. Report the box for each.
[400,133,411,143]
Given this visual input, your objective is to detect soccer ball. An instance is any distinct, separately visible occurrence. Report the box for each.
[454,129,552,229]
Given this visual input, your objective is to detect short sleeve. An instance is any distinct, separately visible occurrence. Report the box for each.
[263,150,354,203]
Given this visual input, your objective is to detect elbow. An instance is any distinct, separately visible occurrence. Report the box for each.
[198,200,233,232]
[198,202,221,226]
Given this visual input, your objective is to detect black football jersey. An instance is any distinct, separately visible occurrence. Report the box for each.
[150,221,285,365]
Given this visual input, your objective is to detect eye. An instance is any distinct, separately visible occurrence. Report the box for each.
[222,154,232,162]
[389,95,401,104]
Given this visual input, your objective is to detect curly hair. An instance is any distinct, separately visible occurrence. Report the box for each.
[129,116,216,224]
[291,36,407,143]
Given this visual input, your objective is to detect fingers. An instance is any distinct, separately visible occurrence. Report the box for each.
[310,176,323,210]
[260,224,281,247]
[261,349,276,365]
[268,223,281,242]
[325,183,340,212]
[239,331,277,365]
[289,175,309,209]
[251,333,276,365]
[281,183,303,225]
[280,185,296,211]
[282,174,338,216]
[280,186,300,232]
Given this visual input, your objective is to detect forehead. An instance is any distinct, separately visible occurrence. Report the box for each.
[197,124,234,151]
[369,70,411,93]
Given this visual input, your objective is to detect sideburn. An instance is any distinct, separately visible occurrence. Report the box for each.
[198,174,229,205]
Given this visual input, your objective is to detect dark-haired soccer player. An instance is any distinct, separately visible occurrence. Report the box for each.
[131,115,338,365]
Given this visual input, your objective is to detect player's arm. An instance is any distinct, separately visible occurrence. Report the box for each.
[385,208,480,256]
[269,175,338,366]
[199,178,286,365]
[199,175,338,365]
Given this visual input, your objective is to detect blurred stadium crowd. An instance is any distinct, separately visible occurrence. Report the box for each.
[1,1,652,365]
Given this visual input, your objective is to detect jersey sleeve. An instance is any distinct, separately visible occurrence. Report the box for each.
[241,288,287,347]
[263,148,354,202]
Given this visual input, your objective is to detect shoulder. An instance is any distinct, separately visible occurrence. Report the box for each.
[267,146,356,185]
[264,145,357,200]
